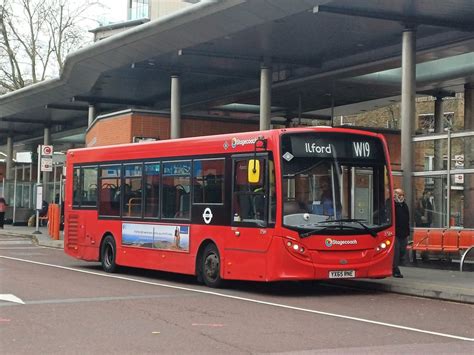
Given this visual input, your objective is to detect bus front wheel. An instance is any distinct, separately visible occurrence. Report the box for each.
[202,243,223,288]
[101,235,117,273]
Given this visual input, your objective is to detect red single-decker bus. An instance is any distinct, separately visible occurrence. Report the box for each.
[64,127,395,287]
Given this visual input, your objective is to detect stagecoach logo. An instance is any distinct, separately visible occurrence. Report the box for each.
[231,137,258,149]
[202,208,213,224]
[223,141,229,150]
[325,238,358,247]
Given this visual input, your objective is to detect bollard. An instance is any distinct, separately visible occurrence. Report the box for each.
[47,204,53,235]
[52,204,60,240]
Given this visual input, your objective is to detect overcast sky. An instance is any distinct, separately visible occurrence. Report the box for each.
[95,0,128,24]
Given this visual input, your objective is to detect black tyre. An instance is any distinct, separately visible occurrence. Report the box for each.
[201,243,223,288]
[101,235,118,273]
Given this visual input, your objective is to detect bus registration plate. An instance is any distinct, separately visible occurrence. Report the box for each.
[329,270,355,278]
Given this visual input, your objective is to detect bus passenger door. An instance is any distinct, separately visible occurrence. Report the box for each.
[224,155,275,280]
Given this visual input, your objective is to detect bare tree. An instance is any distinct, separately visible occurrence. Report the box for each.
[0,0,100,92]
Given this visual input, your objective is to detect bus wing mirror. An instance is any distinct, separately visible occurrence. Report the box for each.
[248,159,260,183]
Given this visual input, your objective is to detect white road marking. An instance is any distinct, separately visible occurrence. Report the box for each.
[192,323,224,327]
[0,293,25,304]
[1,255,473,342]
[0,240,32,245]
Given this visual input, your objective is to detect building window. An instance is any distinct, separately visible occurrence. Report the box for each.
[128,0,149,20]
[416,112,454,134]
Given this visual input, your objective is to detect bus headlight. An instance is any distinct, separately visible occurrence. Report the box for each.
[375,239,392,254]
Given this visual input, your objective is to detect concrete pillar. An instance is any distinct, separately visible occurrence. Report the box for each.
[400,27,416,225]
[43,126,51,201]
[88,105,95,127]
[5,136,13,181]
[170,75,181,139]
[463,83,474,227]
[433,96,444,227]
[259,65,272,131]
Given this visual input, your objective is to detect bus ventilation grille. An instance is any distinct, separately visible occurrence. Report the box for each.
[67,214,79,248]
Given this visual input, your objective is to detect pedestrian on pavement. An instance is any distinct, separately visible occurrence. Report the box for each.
[393,188,410,278]
[0,197,7,229]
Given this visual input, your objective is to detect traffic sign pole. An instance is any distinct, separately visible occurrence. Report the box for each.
[33,145,42,235]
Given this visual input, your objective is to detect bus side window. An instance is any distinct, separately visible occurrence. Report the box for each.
[73,167,81,207]
[162,161,191,220]
[123,164,143,218]
[193,158,225,205]
[233,158,266,224]
[81,167,98,207]
[268,160,276,223]
[144,163,160,218]
[99,165,121,216]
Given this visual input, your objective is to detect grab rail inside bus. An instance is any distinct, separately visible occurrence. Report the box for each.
[127,197,141,216]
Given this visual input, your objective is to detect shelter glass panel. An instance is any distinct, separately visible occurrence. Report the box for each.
[451,135,474,170]
[451,173,474,228]
[413,176,447,229]
[413,139,447,172]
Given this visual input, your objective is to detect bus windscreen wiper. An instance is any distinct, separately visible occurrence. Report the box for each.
[322,218,377,237]
[299,223,364,238]
[300,226,334,238]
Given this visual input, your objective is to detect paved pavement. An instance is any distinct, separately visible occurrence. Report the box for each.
[1,224,473,304]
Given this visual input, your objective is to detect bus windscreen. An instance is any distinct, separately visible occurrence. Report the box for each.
[281,132,392,236]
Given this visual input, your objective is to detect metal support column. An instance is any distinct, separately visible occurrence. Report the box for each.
[259,65,272,131]
[400,27,416,222]
[42,126,51,201]
[463,83,474,227]
[170,75,181,139]
[88,105,96,127]
[5,136,13,181]
[433,96,444,227]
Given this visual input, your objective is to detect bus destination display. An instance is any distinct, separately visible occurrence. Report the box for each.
[283,133,383,161]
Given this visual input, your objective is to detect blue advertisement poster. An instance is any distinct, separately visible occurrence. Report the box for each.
[122,223,190,252]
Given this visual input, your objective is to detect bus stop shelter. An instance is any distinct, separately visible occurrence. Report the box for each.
[1,0,474,225]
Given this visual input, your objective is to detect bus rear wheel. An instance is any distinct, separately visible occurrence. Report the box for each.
[202,244,223,288]
[101,235,117,273]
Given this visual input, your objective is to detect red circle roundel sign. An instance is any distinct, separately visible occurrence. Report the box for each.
[41,145,53,156]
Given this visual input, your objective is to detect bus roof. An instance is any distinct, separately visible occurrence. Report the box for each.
[67,126,384,164]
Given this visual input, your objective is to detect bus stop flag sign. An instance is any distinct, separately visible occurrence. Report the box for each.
[41,158,53,172]
[41,145,53,156]
[39,145,53,172]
